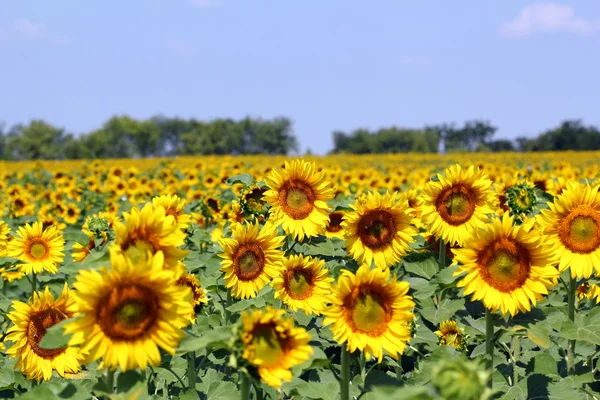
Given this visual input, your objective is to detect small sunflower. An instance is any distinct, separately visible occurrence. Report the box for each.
[421,165,495,246]
[324,210,345,239]
[453,213,558,316]
[343,191,417,270]
[264,160,335,240]
[219,222,284,299]
[576,282,600,303]
[0,220,10,256]
[65,251,192,371]
[175,272,208,325]
[4,284,82,381]
[272,254,333,315]
[152,194,191,231]
[0,267,25,283]
[110,202,188,271]
[537,181,600,278]
[7,222,65,275]
[241,307,312,389]
[323,265,415,362]
[435,320,468,351]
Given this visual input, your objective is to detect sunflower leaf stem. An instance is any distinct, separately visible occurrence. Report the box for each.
[512,335,521,385]
[359,351,366,379]
[567,275,577,375]
[240,372,250,400]
[485,308,494,388]
[187,351,196,390]
[31,273,37,294]
[340,345,350,400]
[2,279,6,295]
[105,369,114,393]
[438,240,446,267]
[224,290,232,325]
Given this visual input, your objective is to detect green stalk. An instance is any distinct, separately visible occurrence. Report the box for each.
[438,240,446,267]
[485,309,494,389]
[105,369,115,393]
[187,352,196,389]
[31,273,37,294]
[2,279,6,295]
[240,372,250,400]
[512,335,521,385]
[567,276,577,374]
[224,290,232,324]
[340,346,350,400]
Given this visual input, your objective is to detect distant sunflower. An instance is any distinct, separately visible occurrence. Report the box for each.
[323,265,415,362]
[0,220,10,256]
[325,211,345,239]
[435,320,467,350]
[453,213,558,316]
[264,160,335,240]
[8,222,65,275]
[241,307,312,389]
[576,282,600,303]
[343,191,417,270]
[175,272,208,326]
[537,181,600,278]
[0,267,25,283]
[4,284,82,381]
[219,223,284,299]
[272,254,333,315]
[153,194,191,231]
[65,251,192,371]
[421,165,495,246]
[110,202,188,271]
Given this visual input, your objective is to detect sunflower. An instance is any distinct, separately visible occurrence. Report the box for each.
[343,191,417,270]
[421,165,495,246]
[110,202,188,271]
[152,194,191,231]
[0,267,25,283]
[537,181,600,278]
[272,254,333,315]
[65,251,192,371]
[264,160,335,240]
[324,210,345,239]
[323,264,415,362]
[452,213,558,316]
[7,222,65,275]
[0,220,9,256]
[435,320,468,350]
[219,222,284,299]
[71,232,95,263]
[241,307,312,389]
[175,272,208,325]
[576,282,600,303]
[4,284,82,380]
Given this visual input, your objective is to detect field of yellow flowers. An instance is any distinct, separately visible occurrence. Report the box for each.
[0,152,599,400]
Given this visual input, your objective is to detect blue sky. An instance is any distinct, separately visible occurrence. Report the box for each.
[1,1,599,154]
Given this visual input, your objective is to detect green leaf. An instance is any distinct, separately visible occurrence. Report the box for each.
[226,174,253,186]
[226,296,266,313]
[116,370,144,393]
[420,299,464,325]
[403,253,438,279]
[364,369,402,391]
[63,231,91,246]
[559,319,600,345]
[176,327,232,354]
[38,317,75,349]
[526,321,550,349]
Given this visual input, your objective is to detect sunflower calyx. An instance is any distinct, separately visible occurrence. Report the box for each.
[88,217,110,235]
[505,183,537,217]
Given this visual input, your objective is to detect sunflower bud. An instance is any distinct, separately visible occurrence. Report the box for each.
[432,356,491,400]
[506,182,537,216]
[88,216,109,234]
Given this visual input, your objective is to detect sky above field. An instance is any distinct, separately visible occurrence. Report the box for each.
[1,1,599,155]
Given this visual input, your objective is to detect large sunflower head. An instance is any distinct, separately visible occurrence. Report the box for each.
[421,165,495,246]
[272,254,333,316]
[453,213,558,316]
[110,202,188,271]
[323,265,415,362]
[241,307,312,389]
[263,160,335,240]
[7,222,65,275]
[219,222,285,299]
[343,191,417,270]
[152,194,191,231]
[65,251,192,371]
[4,284,82,381]
[537,181,600,278]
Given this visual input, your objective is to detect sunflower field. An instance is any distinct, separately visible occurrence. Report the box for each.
[0,152,599,400]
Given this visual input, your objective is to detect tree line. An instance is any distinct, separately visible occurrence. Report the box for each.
[0,116,598,160]
[0,116,298,160]
[331,119,600,154]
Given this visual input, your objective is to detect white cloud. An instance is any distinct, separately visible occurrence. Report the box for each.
[13,18,46,38]
[501,2,600,37]
[398,56,431,67]
[189,0,223,7]
[164,39,197,57]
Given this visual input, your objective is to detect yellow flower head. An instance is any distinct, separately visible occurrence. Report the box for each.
[8,222,65,275]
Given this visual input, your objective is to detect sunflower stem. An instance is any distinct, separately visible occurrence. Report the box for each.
[567,275,577,375]
[105,369,114,393]
[31,273,37,294]
[224,290,232,324]
[240,372,250,400]
[2,279,6,295]
[340,346,350,400]
[485,308,494,389]
[438,240,446,267]
[512,335,521,385]
[187,351,196,390]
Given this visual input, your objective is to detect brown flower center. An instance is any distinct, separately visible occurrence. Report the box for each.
[250,323,289,368]
[28,240,49,260]
[97,284,159,340]
[436,184,476,225]
[326,212,344,233]
[357,210,396,250]
[27,308,68,359]
[478,238,531,292]
[559,205,600,254]
[284,268,314,300]
[279,180,315,220]
[233,242,266,281]
[344,286,391,336]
